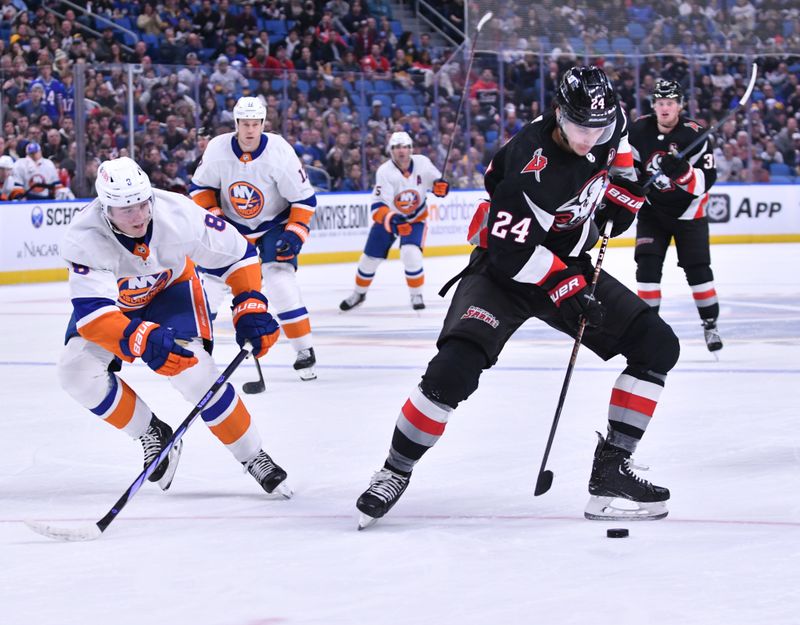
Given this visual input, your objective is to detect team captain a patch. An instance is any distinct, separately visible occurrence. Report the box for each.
[461,305,499,328]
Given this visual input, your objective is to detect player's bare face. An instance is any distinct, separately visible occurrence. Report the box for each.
[237,119,264,152]
[109,200,152,238]
[391,145,412,170]
[654,98,681,131]
[559,119,606,156]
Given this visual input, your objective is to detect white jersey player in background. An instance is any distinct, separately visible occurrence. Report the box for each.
[0,155,15,201]
[58,156,291,497]
[339,131,449,312]
[190,97,319,381]
[9,142,74,200]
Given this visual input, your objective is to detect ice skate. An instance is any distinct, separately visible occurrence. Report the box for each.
[410,294,425,310]
[293,347,317,381]
[243,450,292,498]
[339,292,366,311]
[356,467,410,530]
[138,415,182,491]
[702,319,723,353]
[584,433,669,521]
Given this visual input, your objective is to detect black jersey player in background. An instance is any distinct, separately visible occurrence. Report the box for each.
[628,79,722,352]
[355,67,680,529]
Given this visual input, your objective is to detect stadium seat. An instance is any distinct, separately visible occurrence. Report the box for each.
[611,37,634,55]
[390,20,403,38]
[592,38,611,55]
[769,175,794,184]
[768,162,792,177]
[627,23,647,43]
[395,92,417,109]
[485,130,499,145]
[265,20,287,38]
[372,80,393,92]
[297,79,310,93]
[272,78,287,92]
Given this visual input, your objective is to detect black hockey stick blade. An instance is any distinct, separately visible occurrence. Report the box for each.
[534,470,553,496]
[242,356,265,394]
[25,348,251,542]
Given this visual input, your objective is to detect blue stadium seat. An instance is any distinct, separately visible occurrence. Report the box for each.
[296,79,310,93]
[395,92,417,109]
[592,38,611,55]
[265,20,287,38]
[627,23,646,43]
[611,37,634,55]
[769,175,794,184]
[769,162,792,177]
[390,20,403,38]
[485,130,499,145]
[569,37,585,55]
[271,78,287,91]
[142,33,160,51]
[372,80,393,92]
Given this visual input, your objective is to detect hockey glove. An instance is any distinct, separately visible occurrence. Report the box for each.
[432,179,450,198]
[275,228,305,262]
[594,176,645,237]
[543,266,605,330]
[387,213,413,237]
[659,153,693,185]
[231,290,280,358]
[121,320,198,376]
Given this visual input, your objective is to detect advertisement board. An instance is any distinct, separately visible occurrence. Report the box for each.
[1,185,798,285]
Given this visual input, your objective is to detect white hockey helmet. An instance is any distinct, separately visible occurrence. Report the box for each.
[233,96,267,131]
[95,156,153,214]
[0,155,14,169]
[387,131,413,153]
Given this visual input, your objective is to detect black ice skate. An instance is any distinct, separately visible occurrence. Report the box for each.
[702,319,723,353]
[339,292,366,311]
[356,467,411,530]
[138,415,182,491]
[243,450,292,498]
[410,294,425,310]
[584,433,669,521]
[293,347,317,381]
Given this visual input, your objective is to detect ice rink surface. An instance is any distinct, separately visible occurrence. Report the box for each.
[1,243,799,625]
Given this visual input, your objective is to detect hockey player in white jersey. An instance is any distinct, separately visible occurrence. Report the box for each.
[58,157,291,497]
[339,131,449,312]
[190,97,319,381]
[0,155,15,201]
[9,142,74,200]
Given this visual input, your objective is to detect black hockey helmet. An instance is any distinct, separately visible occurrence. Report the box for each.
[652,78,684,104]
[555,66,617,128]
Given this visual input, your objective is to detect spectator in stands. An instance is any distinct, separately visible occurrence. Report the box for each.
[715,142,744,182]
[361,43,391,79]
[195,0,222,49]
[339,162,364,191]
[210,55,248,95]
[265,45,296,76]
[137,3,167,36]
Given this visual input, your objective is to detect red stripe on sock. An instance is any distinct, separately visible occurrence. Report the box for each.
[401,398,446,436]
[610,388,657,417]
[692,289,717,301]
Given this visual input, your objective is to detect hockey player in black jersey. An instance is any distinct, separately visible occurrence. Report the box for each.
[629,79,722,352]
[356,66,680,529]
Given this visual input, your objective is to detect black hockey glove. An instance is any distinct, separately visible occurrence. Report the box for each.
[543,266,605,330]
[594,176,645,237]
[659,153,693,184]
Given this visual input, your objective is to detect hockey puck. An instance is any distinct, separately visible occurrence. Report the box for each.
[606,528,629,538]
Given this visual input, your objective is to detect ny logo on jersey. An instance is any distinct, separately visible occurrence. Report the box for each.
[117,270,172,308]
[521,148,548,183]
[228,181,265,218]
[553,172,607,231]
[394,189,422,215]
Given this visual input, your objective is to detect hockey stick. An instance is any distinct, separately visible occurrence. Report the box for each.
[534,220,613,496]
[25,347,252,541]
[440,11,493,177]
[242,356,265,394]
[642,62,758,189]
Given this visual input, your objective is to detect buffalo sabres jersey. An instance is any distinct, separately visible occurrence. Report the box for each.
[11,155,60,199]
[190,132,316,240]
[479,108,635,291]
[371,154,441,224]
[629,114,717,220]
[62,188,260,356]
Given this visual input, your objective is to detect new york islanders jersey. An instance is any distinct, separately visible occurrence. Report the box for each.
[370,154,441,225]
[62,188,261,358]
[629,114,717,220]
[11,155,60,199]
[477,108,635,292]
[190,132,316,240]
